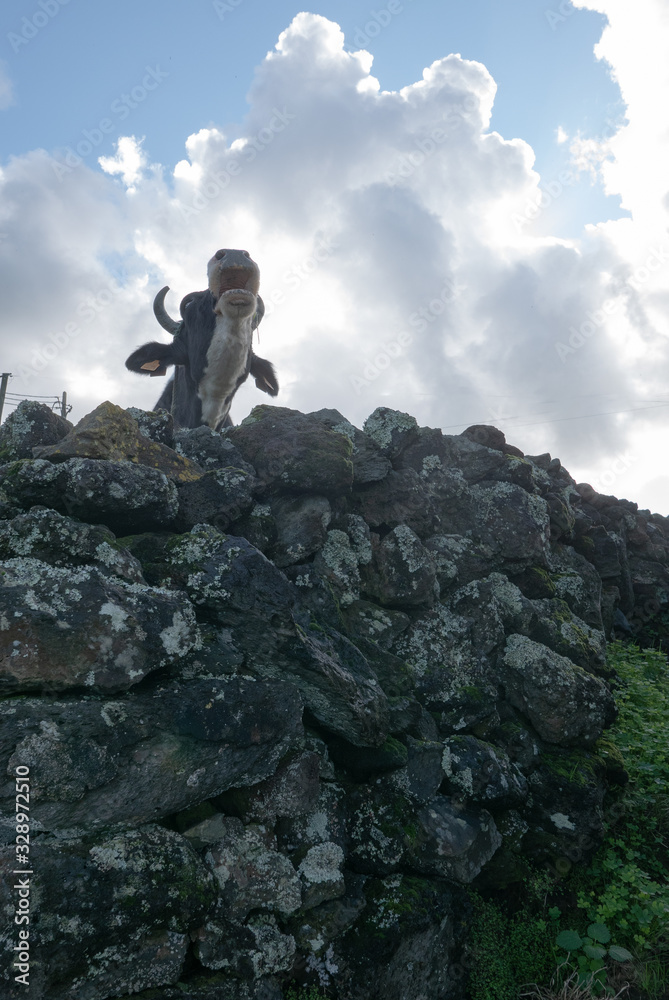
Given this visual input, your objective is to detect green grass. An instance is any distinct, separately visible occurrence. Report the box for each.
[466,640,669,1000]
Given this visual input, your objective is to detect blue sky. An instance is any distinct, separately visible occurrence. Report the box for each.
[1,0,669,513]
[2,0,625,234]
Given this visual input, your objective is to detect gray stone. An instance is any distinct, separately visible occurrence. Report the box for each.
[0,826,216,1000]
[204,819,302,921]
[175,467,256,532]
[361,525,439,607]
[350,468,441,538]
[174,424,256,473]
[309,408,392,484]
[0,400,72,462]
[0,677,303,831]
[0,557,199,693]
[0,506,145,583]
[326,874,460,1000]
[227,406,353,496]
[298,842,346,909]
[441,735,528,806]
[269,494,331,567]
[500,634,616,746]
[0,458,179,535]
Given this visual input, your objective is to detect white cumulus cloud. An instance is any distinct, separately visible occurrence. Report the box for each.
[1,8,668,511]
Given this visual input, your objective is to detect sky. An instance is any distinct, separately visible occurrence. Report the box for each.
[1,0,668,513]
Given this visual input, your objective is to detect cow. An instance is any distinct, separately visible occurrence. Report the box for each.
[125,248,278,430]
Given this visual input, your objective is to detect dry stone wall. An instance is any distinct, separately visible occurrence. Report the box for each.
[1,399,667,1000]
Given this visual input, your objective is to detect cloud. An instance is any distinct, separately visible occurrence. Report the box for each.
[1,8,668,510]
[0,60,16,110]
[99,136,148,192]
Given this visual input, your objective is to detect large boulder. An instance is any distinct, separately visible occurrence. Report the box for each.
[0,400,72,462]
[0,557,198,693]
[0,826,216,1000]
[33,401,203,483]
[0,676,303,831]
[226,407,354,496]
[0,458,179,535]
[499,635,616,746]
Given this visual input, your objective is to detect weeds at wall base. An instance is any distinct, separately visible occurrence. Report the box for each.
[465,640,668,1000]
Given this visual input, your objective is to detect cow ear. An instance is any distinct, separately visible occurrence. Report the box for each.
[249,354,279,397]
[126,341,179,375]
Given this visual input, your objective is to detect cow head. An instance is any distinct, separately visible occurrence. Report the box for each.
[125,247,278,430]
[207,248,260,322]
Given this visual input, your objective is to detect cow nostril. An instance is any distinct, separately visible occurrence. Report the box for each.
[215,249,226,260]
[243,251,250,257]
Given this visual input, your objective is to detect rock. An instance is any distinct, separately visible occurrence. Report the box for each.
[394,604,498,730]
[0,826,216,999]
[33,401,202,482]
[574,523,622,578]
[441,735,528,806]
[409,796,502,882]
[0,507,145,583]
[227,406,353,495]
[469,481,551,568]
[326,734,409,778]
[523,746,608,863]
[0,677,303,830]
[347,780,415,874]
[298,842,346,909]
[276,782,348,859]
[163,526,297,625]
[0,457,179,535]
[438,433,506,484]
[500,635,616,746]
[362,407,419,458]
[229,502,277,554]
[174,424,256,474]
[0,400,72,462]
[276,623,389,748]
[549,544,604,631]
[309,408,392,484]
[126,406,175,447]
[361,525,438,607]
[194,915,296,979]
[448,572,607,676]
[312,529,361,606]
[327,874,460,1000]
[221,750,322,824]
[175,467,256,533]
[529,597,607,674]
[461,424,508,452]
[203,818,302,921]
[387,736,445,805]
[115,971,282,999]
[269,495,331,567]
[0,557,199,693]
[287,871,367,970]
[350,469,441,538]
[339,600,410,648]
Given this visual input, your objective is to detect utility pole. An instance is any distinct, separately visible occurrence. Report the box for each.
[0,373,12,424]
[61,391,67,419]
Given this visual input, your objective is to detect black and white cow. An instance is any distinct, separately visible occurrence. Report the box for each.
[125,248,278,429]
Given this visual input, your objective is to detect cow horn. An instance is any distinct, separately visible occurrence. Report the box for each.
[153,286,181,335]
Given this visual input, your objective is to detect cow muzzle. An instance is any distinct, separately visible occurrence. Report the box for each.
[215,286,257,317]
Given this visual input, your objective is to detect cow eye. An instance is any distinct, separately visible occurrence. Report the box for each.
[215,249,225,260]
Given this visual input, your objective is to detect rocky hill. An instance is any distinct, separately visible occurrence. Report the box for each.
[0,399,667,1000]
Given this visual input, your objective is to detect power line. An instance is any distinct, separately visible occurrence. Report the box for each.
[442,402,669,432]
